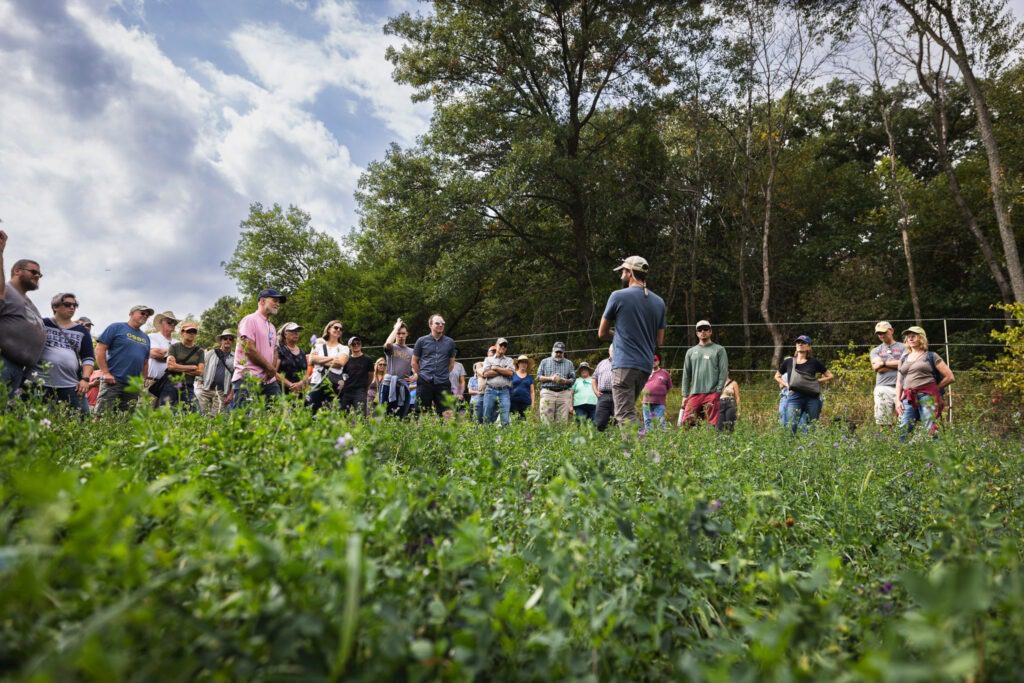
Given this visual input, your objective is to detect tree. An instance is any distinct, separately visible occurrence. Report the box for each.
[196,296,243,350]
[892,0,1024,303]
[223,203,343,300]
[384,0,704,333]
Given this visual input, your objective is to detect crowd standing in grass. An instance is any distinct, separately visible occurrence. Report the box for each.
[0,235,957,437]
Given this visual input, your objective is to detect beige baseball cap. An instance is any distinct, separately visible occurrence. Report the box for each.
[613,255,649,273]
[874,321,894,333]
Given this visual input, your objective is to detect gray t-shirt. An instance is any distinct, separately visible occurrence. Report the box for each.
[483,355,514,389]
[870,341,905,387]
[449,361,467,396]
[0,282,46,368]
[385,343,414,379]
[37,319,95,389]
[601,286,667,372]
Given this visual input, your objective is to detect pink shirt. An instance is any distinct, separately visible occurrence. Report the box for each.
[643,368,673,405]
[232,311,277,383]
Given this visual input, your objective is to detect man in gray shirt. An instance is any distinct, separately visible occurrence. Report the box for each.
[870,321,905,426]
[482,337,515,426]
[0,231,47,399]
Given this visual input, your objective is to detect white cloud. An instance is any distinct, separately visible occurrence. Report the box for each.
[0,0,421,328]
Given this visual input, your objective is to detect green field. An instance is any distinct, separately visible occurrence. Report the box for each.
[2,399,1023,681]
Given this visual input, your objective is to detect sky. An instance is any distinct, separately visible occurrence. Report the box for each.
[0,0,432,328]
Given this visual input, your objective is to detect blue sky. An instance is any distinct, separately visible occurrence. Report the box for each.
[0,0,431,327]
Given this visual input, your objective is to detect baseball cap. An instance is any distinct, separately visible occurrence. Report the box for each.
[874,321,894,333]
[496,337,508,346]
[578,361,592,371]
[696,319,711,330]
[258,288,287,303]
[552,341,566,352]
[216,329,236,340]
[901,325,927,337]
[77,316,93,326]
[130,305,154,315]
[613,255,649,273]
[516,354,530,363]
[179,321,198,332]
[795,335,812,344]
[281,322,303,332]
[348,336,362,345]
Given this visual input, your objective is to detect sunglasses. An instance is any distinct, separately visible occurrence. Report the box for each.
[61,302,79,308]
[331,326,342,331]
[20,268,42,277]
[697,326,711,332]
[183,329,198,334]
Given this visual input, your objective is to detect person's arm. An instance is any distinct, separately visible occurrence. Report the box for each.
[529,380,535,405]
[732,381,741,410]
[819,368,834,383]
[448,353,456,373]
[0,229,6,299]
[598,317,613,341]
[870,350,886,373]
[681,352,691,398]
[936,357,955,389]
[384,319,403,351]
[94,343,115,382]
[495,361,514,377]
[894,368,904,416]
[656,327,665,348]
[240,337,276,375]
[142,359,149,380]
[149,339,168,361]
[716,349,728,393]
[458,373,466,394]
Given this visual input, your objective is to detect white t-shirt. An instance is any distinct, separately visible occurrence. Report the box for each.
[147,333,171,379]
[310,342,350,386]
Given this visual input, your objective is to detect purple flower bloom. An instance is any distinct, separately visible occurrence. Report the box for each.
[832,442,840,449]
[880,582,893,594]
[709,499,722,512]
[335,432,353,450]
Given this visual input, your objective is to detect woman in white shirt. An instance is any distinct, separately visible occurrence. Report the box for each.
[306,319,349,415]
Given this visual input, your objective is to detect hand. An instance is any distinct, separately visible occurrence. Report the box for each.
[102,371,116,383]
[0,229,7,253]
[894,400,904,417]
[76,379,88,395]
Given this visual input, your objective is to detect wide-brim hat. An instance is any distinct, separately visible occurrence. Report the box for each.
[153,310,179,327]
[216,329,236,340]
[578,361,592,372]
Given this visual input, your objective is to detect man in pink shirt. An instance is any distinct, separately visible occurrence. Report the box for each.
[230,288,284,409]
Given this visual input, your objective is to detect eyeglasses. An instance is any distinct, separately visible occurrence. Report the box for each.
[697,326,711,332]
[61,302,79,308]
[19,268,42,277]
[432,321,446,326]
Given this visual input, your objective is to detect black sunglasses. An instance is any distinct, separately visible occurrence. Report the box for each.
[697,326,711,332]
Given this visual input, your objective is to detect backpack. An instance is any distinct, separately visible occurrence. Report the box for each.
[899,350,945,396]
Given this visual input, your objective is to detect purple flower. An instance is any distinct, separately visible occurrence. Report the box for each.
[709,499,722,512]
[832,442,840,449]
[335,432,354,450]
[880,582,893,595]
[925,462,933,469]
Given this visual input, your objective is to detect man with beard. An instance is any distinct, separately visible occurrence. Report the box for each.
[0,231,47,398]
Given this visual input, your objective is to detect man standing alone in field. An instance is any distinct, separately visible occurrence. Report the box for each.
[679,320,728,428]
[870,321,904,427]
[230,289,284,409]
[598,256,667,429]
[412,313,457,416]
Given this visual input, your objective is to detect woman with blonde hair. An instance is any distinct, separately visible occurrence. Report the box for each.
[895,326,954,441]
[368,357,387,410]
[306,320,349,414]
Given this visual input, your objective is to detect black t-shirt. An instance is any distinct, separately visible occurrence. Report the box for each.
[780,357,827,377]
[278,344,307,383]
[342,354,372,393]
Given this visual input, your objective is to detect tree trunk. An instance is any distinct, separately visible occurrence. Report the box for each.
[760,161,785,371]
[898,0,1024,303]
[880,108,923,323]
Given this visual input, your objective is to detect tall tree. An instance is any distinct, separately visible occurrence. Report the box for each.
[892,0,1024,303]
[385,0,703,332]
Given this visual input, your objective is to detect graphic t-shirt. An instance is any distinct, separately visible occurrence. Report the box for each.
[232,312,277,383]
[0,282,46,367]
[97,322,151,385]
[147,333,171,379]
[38,319,95,388]
[871,341,905,387]
[385,343,413,379]
[601,286,667,372]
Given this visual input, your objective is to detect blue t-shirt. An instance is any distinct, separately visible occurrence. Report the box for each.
[511,372,534,404]
[412,334,456,384]
[97,322,151,385]
[601,286,667,372]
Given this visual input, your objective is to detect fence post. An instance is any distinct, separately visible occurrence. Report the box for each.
[944,318,952,424]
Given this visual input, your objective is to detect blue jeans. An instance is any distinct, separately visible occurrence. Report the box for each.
[574,404,597,423]
[899,394,939,442]
[230,378,282,410]
[483,387,511,426]
[785,391,822,433]
[642,403,666,431]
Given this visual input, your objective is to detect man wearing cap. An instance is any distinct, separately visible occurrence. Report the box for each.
[146,310,179,394]
[536,341,576,423]
[598,256,667,429]
[412,313,457,416]
[160,321,205,409]
[230,289,284,408]
[870,321,905,427]
[35,292,94,412]
[593,344,615,431]
[339,336,373,415]
[197,329,235,416]
[482,337,515,426]
[0,232,47,397]
[679,320,728,428]
[94,305,153,413]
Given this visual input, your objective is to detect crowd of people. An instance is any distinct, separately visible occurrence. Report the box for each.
[0,231,955,440]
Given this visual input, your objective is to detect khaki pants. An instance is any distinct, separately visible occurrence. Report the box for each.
[539,388,573,423]
[196,386,227,416]
[96,380,140,414]
[873,385,897,425]
[611,367,647,426]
